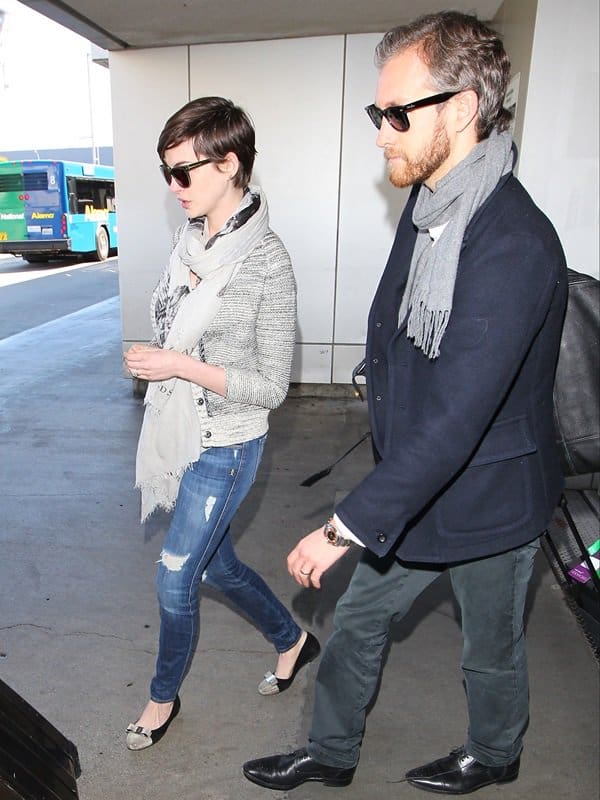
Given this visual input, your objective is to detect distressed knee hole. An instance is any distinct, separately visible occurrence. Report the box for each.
[204,495,216,521]
[159,550,190,572]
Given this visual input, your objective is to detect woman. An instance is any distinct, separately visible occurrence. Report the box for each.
[124,97,319,750]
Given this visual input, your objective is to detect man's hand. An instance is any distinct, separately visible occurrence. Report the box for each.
[287,527,350,589]
[124,344,186,383]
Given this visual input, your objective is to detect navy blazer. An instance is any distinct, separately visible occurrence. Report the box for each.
[336,173,568,563]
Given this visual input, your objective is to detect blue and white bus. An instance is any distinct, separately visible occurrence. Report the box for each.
[0,159,118,262]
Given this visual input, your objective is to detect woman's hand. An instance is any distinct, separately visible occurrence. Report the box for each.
[124,345,227,395]
[124,344,186,383]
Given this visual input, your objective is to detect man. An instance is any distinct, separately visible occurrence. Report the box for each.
[243,11,567,795]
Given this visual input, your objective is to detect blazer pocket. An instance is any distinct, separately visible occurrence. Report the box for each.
[445,317,488,349]
[470,415,537,466]
[436,416,538,539]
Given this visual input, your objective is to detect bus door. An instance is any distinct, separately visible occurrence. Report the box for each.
[66,176,110,254]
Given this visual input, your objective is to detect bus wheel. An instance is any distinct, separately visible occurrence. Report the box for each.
[95,227,110,261]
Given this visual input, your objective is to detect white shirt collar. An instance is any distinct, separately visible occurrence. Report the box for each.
[429,221,449,244]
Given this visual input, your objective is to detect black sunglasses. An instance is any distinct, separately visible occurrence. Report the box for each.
[365,91,459,132]
[160,158,214,188]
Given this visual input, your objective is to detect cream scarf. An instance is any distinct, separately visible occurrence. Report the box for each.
[135,186,269,520]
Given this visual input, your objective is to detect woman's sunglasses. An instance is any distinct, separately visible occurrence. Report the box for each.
[159,158,214,188]
[365,91,459,132]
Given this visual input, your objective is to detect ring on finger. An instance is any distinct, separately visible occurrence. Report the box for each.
[300,568,312,576]
[130,369,138,378]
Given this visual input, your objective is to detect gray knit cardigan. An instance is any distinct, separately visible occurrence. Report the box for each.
[171,226,297,447]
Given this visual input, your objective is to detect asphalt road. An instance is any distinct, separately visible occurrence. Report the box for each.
[0,255,120,340]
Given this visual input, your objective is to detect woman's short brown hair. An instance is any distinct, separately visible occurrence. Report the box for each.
[157,97,256,188]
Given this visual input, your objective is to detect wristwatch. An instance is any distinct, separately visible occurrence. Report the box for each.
[323,518,352,547]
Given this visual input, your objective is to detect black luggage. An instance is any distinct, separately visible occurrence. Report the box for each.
[553,268,600,477]
[0,677,80,800]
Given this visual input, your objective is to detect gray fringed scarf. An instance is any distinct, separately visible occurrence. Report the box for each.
[135,186,269,521]
[398,129,514,358]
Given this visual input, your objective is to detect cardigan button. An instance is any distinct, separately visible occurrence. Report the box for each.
[204,431,212,439]
[377,532,387,543]
[197,397,204,406]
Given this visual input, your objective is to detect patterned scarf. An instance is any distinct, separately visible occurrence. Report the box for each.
[135,186,269,521]
[398,129,514,358]
[151,191,261,347]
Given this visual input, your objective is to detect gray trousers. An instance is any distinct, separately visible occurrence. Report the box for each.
[307,538,540,769]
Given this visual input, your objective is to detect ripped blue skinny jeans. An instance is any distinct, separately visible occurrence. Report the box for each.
[150,435,301,703]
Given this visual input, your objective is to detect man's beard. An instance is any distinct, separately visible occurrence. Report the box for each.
[386,118,451,188]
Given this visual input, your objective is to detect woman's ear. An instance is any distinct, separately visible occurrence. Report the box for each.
[454,89,479,134]
[220,152,240,181]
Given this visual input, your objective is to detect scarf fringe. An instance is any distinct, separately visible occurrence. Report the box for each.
[407,304,451,360]
[136,466,188,522]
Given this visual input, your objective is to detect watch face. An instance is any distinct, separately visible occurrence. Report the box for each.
[324,523,336,543]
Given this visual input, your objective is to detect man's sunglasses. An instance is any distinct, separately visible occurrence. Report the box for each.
[365,91,459,132]
[160,158,214,188]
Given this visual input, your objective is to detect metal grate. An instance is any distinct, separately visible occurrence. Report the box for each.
[24,172,49,191]
[0,172,48,192]
[0,173,23,192]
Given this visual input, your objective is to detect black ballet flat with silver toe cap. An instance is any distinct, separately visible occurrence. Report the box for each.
[258,632,321,695]
[126,695,181,751]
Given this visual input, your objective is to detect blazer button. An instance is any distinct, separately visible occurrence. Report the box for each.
[375,321,382,328]
[372,357,379,364]
[376,395,382,401]
[377,532,387,543]
[204,431,212,439]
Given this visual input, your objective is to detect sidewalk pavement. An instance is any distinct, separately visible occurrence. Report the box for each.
[0,297,598,800]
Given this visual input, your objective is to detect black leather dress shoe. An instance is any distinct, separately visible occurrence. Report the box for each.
[406,747,520,794]
[243,747,355,790]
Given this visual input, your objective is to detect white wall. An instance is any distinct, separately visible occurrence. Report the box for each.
[518,0,599,278]
[111,33,402,384]
[492,0,538,156]
[110,47,189,338]
[334,34,409,382]
[188,36,343,382]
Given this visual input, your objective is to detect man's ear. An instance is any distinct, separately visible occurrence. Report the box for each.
[454,89,479,133]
